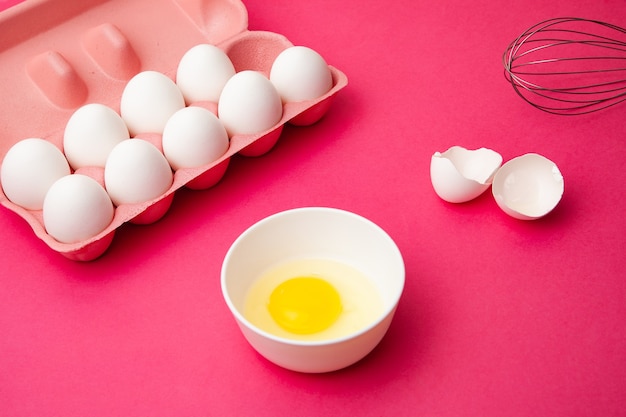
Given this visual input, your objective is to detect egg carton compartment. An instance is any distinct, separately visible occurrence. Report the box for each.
[0,0,348,261]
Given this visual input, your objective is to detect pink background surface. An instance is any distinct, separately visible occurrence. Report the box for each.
[1,0,625,416]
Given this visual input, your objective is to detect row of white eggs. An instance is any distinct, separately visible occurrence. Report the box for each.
[123,43,333,138]
[0,44,334,244]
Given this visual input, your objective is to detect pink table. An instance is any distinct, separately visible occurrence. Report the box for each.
[1,1,625,416]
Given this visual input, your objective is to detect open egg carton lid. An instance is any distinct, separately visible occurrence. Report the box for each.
[0,0,348,261]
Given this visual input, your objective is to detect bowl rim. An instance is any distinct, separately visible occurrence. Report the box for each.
[220,206,406,347]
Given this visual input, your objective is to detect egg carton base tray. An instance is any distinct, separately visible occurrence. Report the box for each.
[0,0,348,261]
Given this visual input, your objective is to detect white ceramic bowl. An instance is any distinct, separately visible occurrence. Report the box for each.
[221,207,405,373]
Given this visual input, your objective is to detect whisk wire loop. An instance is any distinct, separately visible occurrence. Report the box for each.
[503,17,626,114]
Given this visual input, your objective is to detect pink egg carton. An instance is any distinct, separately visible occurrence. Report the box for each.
[0,0,348,261]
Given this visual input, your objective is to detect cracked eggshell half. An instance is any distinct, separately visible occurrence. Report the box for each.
[430,146,502,203]
[492,153,564,220]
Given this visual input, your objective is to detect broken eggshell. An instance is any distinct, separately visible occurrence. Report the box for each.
[430,146,503,203]
[492,153,564,220]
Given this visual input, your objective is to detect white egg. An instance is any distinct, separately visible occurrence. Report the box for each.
[269,46,333,102]
[176,44,236,104]
[492,153,564,220]
[120,71,185,135]
[63,103,130,169]
[218,70,283,136]
[162,106,229,170]
[430,146,502,203]
[43,174,114,243]
[1,138,71,210]
[244,258,384,342]
[104,139,173,205]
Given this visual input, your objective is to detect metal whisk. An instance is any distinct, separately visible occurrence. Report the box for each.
[503,17,626,115]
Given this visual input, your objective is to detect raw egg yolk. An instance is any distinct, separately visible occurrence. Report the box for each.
[268,276,342,334]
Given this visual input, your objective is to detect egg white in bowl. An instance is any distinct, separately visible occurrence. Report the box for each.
[244,257,384,342]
